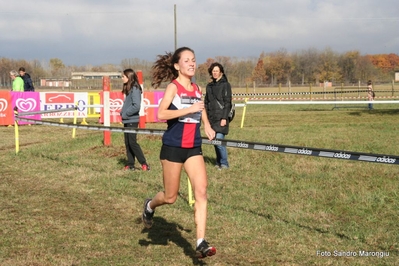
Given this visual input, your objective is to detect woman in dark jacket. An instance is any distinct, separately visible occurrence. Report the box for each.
[205,62,232,169]
[120,68,150,171]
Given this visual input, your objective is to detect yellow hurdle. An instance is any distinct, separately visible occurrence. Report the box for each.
[187,177,195,207]
[14,110,19,155]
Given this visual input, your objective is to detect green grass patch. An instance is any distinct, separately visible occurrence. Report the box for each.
[1,104,399,265]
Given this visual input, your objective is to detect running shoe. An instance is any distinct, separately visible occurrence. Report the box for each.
[142,164,150,171]
[195,240,216,258]
[142,198,154,228]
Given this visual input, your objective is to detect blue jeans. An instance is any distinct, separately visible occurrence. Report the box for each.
[214,132,229,167]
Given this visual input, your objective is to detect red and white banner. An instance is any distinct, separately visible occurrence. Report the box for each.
[99,91,123,123]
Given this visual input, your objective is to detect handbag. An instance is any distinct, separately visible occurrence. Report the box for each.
[213,94,235,122]
[229,103,236,122]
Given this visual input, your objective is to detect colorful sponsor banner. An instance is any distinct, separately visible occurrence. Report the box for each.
[143,91,155,122]
[0,91,14,125]
[12,92,41,125]
[153,91,165,122]
[0,91,165,125]
[87,92,101,118]
[74,93,90,118]
[40,92,88,118]
[98,91,165,123]
[44,92,74,104]
[142,91,165,122]
[99,91,123,123]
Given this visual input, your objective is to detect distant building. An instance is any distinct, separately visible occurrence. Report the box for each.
[320,81,332,87]
[70,72,122,90]
[71,72,121,80]
[40,78,70,87]
[39,72,122,89]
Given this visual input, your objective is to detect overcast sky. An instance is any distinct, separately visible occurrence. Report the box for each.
[1,0,398,66]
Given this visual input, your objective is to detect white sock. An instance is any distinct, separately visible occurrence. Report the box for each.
[146,201,154,213]
[197,238,204,247]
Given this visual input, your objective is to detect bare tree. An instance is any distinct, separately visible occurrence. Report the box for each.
[49,58,66,77]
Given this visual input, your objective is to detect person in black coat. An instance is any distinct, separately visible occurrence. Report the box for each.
[204,62,232,169]
[19,67,35,92]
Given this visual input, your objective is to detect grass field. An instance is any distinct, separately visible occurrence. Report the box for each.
[1,103,399,265]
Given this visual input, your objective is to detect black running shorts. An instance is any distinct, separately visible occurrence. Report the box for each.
[160,144,203,163]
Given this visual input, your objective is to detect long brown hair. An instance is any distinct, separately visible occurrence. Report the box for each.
[151,47,194,89]
[122,68,142,95]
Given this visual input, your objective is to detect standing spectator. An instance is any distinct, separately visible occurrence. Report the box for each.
[142,47,217,259]
[204,62,232,169]
[19,67,35,92]
[367,80,374,110]
[120,68,150,171]
[9,70,24,92]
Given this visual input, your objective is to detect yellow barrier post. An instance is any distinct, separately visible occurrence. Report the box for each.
[188,177,195,207]
[14,109,19,154]
[240,98,248,129]
[310,83,312,100]
[72,104,78,138]
[239,83,249,129]
[279,83,281,101]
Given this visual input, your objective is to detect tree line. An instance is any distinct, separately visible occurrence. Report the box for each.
[1,48,398,89]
